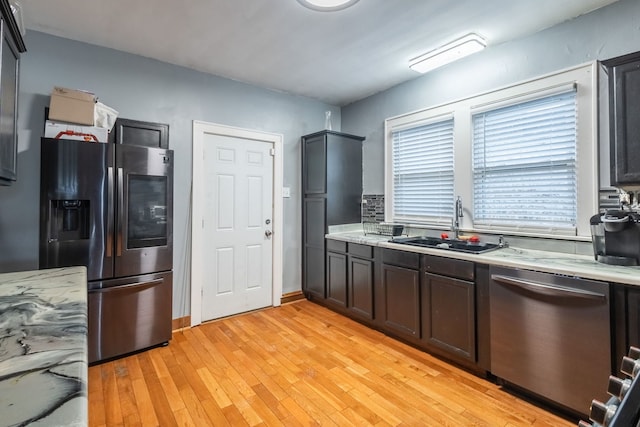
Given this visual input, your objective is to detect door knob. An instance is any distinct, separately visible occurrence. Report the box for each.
[265,230,273,238]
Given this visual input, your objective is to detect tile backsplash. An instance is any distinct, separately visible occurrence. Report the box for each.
[362,194,384,223]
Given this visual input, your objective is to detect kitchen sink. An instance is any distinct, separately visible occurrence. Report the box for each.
[389,236,502,254]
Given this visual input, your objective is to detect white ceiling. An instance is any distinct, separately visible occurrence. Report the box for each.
[20,0,618,106]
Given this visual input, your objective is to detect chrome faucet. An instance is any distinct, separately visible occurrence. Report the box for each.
[453,196,463,239]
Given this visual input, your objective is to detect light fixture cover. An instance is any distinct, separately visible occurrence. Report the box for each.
[297,0,360,12]
[409,33,487,74]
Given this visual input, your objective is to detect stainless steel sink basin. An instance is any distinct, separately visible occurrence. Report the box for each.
[390,236,501,254]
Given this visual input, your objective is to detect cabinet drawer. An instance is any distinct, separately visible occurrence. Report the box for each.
[348,243,373,259]
[382,249,420,270]
[423,254,474,281]
[326,239,347,253]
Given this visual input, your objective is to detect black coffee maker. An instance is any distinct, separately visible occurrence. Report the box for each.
[590,210,640,266]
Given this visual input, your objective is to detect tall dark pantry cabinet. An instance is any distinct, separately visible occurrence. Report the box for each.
[301,130,364,300]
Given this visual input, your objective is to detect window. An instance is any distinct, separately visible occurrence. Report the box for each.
[384,63,597,238]
[472,88,578,232]
[391,117,454,224]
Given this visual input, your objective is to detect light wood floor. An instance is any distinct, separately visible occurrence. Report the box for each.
[89,300,576,426]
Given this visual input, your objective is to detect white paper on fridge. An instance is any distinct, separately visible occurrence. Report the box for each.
[44,120,109,143]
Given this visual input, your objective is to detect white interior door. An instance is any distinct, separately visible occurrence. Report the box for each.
[191,121,283,326]
[200,134,273,320]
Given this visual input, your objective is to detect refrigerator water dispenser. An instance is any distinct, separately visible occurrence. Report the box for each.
[49,199,90,241]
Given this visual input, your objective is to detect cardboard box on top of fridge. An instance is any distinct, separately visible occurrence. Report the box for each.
[48,86,96,126]
[44,120,108,143]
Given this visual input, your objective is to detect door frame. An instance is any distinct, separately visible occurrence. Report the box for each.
[190,120,283,326]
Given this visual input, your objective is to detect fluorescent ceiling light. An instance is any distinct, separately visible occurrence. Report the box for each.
[409,33,487,74]
[297,0,360,12]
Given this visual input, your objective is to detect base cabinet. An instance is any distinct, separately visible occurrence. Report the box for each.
[349,256,374,320]
[422,273,475,362]
[325,241,375,320]
[613,283,640,375]
[326,250,347,308]
[421,255,477,364]
[323,241,489,371]
[380,249,421,344]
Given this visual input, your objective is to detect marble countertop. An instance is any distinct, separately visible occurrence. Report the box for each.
[0,267,88,427]
[327,231,640,286]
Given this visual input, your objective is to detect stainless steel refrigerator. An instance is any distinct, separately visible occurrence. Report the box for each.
[39,138,174,363]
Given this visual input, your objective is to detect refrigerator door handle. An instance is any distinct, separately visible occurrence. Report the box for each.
[106,166,114,257]
[91,279,164,294]
[116,167,124,257]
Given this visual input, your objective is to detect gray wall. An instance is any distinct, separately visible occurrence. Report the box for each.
[0,31,340,318]
[341,0,640,194]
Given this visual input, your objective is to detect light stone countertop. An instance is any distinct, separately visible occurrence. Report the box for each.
[327,231,640,286]
[0,267,88,427]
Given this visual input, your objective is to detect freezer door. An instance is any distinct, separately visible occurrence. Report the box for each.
[39,139,114,281]
[88,271,172,363]
[115,144,173,277]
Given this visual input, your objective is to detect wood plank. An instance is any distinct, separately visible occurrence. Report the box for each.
[136,352,179,427]
[100,362,123,426]
[88,361,106,426]
[113,359,142,426]
[130,377,159,427]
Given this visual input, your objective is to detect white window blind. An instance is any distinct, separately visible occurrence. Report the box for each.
[472,89,577,232]
[392,117,454,224]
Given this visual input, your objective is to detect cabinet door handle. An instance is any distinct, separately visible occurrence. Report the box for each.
[491,274,606,300]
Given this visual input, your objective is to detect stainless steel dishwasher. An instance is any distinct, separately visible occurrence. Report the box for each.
[489,266,611,416]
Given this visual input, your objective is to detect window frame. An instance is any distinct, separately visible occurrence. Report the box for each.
[384,62,598,240]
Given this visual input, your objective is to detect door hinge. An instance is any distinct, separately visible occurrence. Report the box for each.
[269,148,275,156]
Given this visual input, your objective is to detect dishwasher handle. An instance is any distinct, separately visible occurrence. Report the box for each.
[491,274,607,300]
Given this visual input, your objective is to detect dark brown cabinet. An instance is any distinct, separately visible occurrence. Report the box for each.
[325,241,374,321]
[320,241,492,373]
[109,118,169,148]
[301,130,364,300]
[613,283,640,375]
[303,198,327,299]
[604,52,640,187]
[326,240,347,308]
[380,249,421,344]
[348,243,374,321]
[0,0,25,186]
[422,255,476,363]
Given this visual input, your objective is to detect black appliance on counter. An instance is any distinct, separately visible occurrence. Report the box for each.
[590,210,640,266]
[39,137,174,364]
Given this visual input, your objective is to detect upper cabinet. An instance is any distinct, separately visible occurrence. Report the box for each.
[0,0,25,186]
[109,118,169,149]
[302,130,364,225]
[604,52,640,189]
